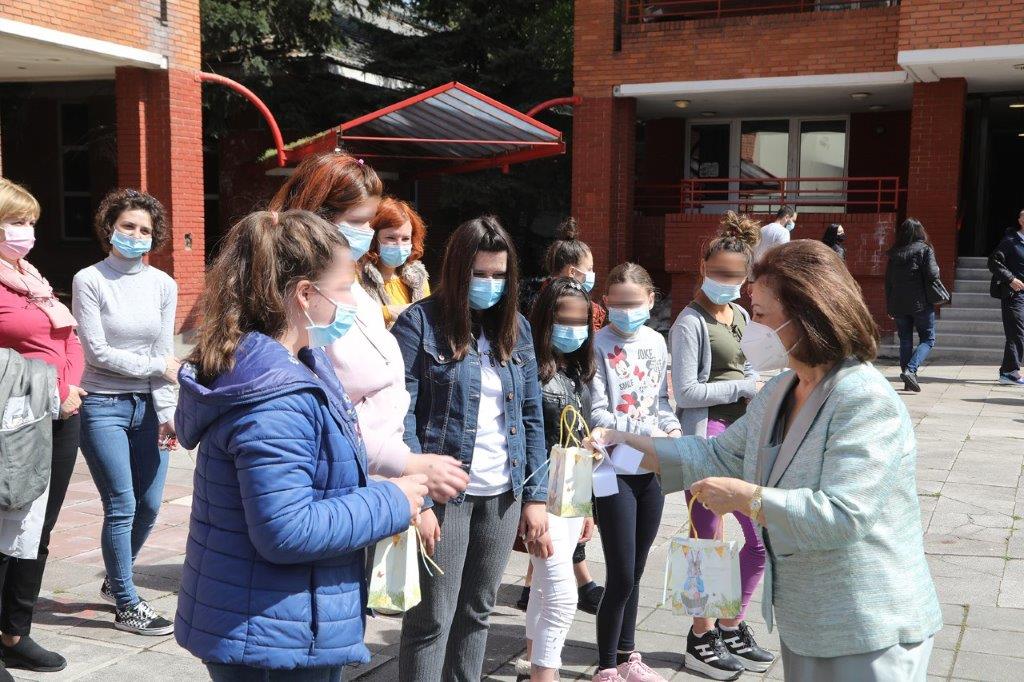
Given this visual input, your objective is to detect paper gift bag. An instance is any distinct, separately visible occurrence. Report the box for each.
[546,405,596,518]
[662,496,742,619]
[367,527,444,615]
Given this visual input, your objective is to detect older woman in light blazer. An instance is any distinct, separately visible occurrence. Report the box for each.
[591,240,942,681]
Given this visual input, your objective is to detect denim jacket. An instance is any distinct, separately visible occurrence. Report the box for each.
[391,298,547,507]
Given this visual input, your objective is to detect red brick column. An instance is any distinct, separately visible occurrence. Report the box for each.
[115,66,205,332]
[571,96,636,283]
[907,78,966,287]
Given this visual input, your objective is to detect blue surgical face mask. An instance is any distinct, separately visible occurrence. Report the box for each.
[379,243,412,268]
[581,270,596,293]
[305,286,358,347]
[337,222,374,260]
[110,230,152,259]
[608,306,650,334]
[551,324,589,354]
[701,276,742,305]
[468,277,506,310]
[785,221,796,232]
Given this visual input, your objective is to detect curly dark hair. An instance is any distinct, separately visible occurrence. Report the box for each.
[93,188,169,253]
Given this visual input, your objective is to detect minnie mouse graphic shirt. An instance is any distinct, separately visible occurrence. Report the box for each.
[590,324,680,473]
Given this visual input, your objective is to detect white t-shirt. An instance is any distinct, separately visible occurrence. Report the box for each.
[753,221,792,262]
[467,334,512,496]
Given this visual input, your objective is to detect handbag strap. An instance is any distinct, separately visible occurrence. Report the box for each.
[687,493,725,542]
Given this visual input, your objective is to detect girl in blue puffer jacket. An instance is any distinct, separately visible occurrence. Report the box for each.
[173,210,427,681]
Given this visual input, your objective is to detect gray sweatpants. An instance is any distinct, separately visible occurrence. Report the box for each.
[398,492,521,681]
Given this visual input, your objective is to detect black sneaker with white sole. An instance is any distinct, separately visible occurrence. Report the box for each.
[717,621,775,672]
[114,600,174,636]
[684,627,744,681]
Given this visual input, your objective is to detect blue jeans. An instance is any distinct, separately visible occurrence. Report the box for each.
[80,393,169,608]
[894,309,936,373]
[205,664,343,681]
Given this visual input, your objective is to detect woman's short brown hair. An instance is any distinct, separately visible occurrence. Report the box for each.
[94,188,169,253]
[752,240,878,366]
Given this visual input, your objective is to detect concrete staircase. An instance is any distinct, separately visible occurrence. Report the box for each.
[879,256,1005,365]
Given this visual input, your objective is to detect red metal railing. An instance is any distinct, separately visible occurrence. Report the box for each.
[624,0,898,23]
[636,176,902,214]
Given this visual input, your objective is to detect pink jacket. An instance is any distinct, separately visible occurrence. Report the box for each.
[326,282,412,478]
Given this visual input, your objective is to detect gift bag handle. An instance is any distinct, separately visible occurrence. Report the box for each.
[558,403,591,448]
[687,493,725,542]
[415,527,445,577]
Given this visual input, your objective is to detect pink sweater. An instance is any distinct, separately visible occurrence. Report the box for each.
[0,279,84,402]
[326,282,412,478]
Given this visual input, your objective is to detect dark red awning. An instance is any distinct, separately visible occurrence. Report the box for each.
[278,82,565,176]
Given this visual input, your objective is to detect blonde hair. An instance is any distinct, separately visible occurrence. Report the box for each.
[0,179,41,224]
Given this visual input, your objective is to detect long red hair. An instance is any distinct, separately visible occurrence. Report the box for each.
[268,152,383,215]
[364,197,427,267]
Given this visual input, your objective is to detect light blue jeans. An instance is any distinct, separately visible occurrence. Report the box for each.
[80,393,169,608]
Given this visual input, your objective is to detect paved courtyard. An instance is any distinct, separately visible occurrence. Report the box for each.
[17,360,1024,681]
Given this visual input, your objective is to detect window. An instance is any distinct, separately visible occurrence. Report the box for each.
[798,119,847,212]
[59,103,95,241]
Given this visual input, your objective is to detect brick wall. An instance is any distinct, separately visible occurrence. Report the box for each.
[664,212,897,333]
[0,1,200,69]
[898,0,1024,51]
[906,78,965,288]
[574,1,900,96]
[571,96,637,278]
[116,66,205,331]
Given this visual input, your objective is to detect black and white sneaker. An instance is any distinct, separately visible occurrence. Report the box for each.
[717,621,775,672]
[114,600,174,636]
[100,577,116,605]
[684,627,744,681]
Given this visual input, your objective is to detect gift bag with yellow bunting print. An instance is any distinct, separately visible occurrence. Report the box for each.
[662,496,742,619]
[546,404,599,518]
[367,526,443,615]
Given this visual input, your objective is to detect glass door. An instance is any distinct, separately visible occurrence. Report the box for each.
[797,119,848,212]
[686,124,731,212]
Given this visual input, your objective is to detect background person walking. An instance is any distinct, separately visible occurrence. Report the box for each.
[884,218,940,393]
[988,208,1024,385]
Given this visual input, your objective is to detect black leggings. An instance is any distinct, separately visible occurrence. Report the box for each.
[594,473,664,669]
[0,415,80,635]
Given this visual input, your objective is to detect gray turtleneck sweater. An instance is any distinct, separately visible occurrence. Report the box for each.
[71,254,177,424]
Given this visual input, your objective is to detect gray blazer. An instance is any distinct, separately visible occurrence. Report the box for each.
[654,359,942,657]
[669,304,757,438]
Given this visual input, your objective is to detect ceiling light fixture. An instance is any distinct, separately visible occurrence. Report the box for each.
[850,92,871,100]
[674,99,690,109]
[869,104,885,111]
[700,111,717,117]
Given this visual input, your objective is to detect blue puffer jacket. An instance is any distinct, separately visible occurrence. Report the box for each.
[173,332,410,669]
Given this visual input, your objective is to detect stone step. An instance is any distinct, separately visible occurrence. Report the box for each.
[935,333,1006,349]
[953,279,991,293]
[955,268,992,282]
[957,256,989,269]
[950,292,1001,309]
[940,307,1003,321]
[936,319,1005,335]
[878,342,1003,364]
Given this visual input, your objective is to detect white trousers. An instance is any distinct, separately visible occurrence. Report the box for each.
[525,514,585,669]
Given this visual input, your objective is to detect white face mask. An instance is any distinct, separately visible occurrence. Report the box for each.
[740,319,795,372]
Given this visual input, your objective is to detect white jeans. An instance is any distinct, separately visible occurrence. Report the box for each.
[526,514,585,669]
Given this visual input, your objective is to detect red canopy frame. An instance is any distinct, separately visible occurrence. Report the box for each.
[277,82,568,177]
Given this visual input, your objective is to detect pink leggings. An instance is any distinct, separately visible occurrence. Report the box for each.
[684,418,766,620]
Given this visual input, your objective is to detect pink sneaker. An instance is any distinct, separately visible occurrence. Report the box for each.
[617,652,667,682]
[592,667,625,681]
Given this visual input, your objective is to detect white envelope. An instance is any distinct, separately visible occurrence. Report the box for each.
[610,444,644,474]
